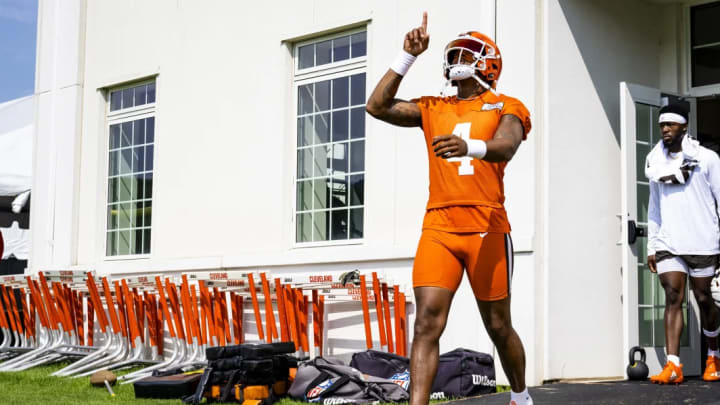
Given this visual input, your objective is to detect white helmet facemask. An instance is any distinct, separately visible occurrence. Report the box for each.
[441,40,498,97]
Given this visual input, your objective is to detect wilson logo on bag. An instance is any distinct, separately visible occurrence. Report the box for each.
[472,374,496,387]
[429,392,446,400]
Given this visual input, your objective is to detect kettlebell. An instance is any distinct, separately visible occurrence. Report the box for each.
[626,346,649,380]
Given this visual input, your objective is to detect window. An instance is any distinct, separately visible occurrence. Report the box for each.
[106,81,156,256]
[690,1,720,87]
[294,30,367,244]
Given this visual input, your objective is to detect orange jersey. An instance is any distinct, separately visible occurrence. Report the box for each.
[413,91,531,233]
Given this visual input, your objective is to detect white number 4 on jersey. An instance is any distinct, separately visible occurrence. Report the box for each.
[447,122,474,176]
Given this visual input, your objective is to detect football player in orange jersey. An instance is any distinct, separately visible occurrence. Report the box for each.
[366,12,533,405]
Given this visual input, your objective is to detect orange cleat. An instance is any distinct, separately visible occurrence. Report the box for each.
[650,361,683,384]
[703,356,720,381]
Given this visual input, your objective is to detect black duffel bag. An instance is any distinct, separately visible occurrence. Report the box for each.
[350,348,495,399]
[431,348,496,399]
[349,350,409,378]
[134,373,202,399]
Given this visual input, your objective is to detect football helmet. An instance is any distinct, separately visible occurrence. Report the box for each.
[339,269,360,287]
[443,31,502,93]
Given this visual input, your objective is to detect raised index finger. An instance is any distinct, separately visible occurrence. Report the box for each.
[421,12,427,32]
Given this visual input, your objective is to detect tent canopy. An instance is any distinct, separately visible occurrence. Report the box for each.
[0,96,34,197]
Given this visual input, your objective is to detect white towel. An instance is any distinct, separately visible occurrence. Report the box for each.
[645,135,700,184]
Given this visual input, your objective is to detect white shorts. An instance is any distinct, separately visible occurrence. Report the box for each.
[656,256,716,278]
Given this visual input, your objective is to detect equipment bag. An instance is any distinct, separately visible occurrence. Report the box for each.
[430,348,496,399]
[186,353,296,404]
[206,341,296,361]
[349,348,495,399]
[134,373,202,399]
[210,357,274,374]
[271,355,293,380]
[288,357,409,404]
[349,350,409,379]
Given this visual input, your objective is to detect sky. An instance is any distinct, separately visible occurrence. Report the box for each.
[0,0,38,104]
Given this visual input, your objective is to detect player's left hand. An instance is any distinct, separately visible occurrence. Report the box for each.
[432,135,467,159]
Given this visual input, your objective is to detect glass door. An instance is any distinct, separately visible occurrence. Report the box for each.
[620,82,701,376]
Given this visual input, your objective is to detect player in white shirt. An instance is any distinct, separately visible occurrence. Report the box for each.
[645,103,720,384]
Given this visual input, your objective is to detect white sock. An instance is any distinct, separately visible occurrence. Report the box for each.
[708,349,720,358]
[510,388,533,405]
[667,354,681,366]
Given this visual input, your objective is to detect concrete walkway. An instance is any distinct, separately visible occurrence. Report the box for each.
[452,378,720,405]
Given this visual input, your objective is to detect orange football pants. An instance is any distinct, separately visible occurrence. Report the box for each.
[413,229,513,301]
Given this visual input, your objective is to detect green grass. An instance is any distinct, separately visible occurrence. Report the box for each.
[0,361,510,404]
[0,362,182,405]
[0,363,312,405]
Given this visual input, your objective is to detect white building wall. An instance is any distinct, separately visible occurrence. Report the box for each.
[496,0,541,386]
[659,3,684,93]
[544,0,668,380]
[30,0,86,271]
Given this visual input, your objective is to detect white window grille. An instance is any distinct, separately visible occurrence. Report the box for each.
[106,80,156,256]
[294,30,367,244]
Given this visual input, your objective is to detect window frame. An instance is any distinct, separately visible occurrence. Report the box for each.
[294,27,368,78]
[685,0,720,96]
[292,29,368,248]
[103,79,157,260]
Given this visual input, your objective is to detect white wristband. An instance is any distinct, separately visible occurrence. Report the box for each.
[466,139,487,160]
[390,50,417,76]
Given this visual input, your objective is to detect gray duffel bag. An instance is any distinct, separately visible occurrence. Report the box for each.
[288,357,410,404]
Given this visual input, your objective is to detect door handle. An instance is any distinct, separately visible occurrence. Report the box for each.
[628,220,646,245]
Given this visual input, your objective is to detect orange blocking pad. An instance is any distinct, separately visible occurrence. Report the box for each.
[247,273,265,341]
[381,283,394,353]
[312,289,320,356]
[372,273,387,349]
[260,273,278,343]
[241,385,270,400]
[318,295,325,356]
[284,285,300,352]
[393,285,402,355]
[298,290,309,353]
[398,291,407,356]
[359,275,373,349]
[274,278,289,343]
